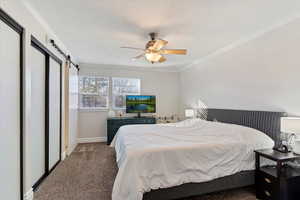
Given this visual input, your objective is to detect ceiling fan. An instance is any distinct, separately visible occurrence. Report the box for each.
[121,32,187,64]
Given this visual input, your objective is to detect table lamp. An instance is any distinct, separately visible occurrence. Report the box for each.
[185,109,195,118]
[281,117,300,154]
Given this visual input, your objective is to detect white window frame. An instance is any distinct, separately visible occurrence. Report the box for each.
[111,77,141,110]
[79,76,109,110]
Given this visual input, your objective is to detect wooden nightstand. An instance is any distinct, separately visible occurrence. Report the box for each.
[254,149,300,200]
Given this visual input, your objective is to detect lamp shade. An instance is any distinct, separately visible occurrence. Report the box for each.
[281,117,300,134]
[185,109,195,118]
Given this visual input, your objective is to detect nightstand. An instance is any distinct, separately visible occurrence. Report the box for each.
[254,149,300,200]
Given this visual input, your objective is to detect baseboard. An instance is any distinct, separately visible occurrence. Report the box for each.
[24,188,34,200]
[61,151,67,161]
[67,142,78,155]
[77,137,107,143]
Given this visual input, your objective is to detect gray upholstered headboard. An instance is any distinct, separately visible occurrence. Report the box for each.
[205,109,286,146]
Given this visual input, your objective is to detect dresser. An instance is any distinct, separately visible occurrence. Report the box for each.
[107,117,156,145]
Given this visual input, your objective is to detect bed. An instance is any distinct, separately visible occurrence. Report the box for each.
[111,109,285,200]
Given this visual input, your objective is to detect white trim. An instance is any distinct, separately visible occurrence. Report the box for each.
[61,151,67,161]
[24,188,34,200]
[67,142,78,156]
[79,63,180,73]
[77,137,107,143]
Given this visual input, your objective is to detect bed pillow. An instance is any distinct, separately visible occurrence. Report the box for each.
[173,118,205,127]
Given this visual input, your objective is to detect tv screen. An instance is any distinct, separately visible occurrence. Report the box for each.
[126,95,156,113]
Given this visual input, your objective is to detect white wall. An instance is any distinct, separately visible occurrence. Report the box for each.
[78,64,180,140]
[0,0,77,194]
[180,18,300,116]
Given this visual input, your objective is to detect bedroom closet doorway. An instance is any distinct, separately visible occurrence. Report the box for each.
[31,36,62,189]
[0,9,24,200]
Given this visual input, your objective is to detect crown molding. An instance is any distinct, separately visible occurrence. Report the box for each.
[79,63,181,73]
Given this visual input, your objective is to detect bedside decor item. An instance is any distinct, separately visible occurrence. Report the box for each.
[185,109,195,118]
[281,117,300,154]
[156,115,179,124]
[294,140,300,155]
[108,109,116,118]
[116,110,124,117]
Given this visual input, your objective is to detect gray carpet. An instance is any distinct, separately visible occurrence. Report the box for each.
[34,143,256,200]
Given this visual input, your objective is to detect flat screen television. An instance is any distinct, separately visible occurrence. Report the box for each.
[126,95,156,117]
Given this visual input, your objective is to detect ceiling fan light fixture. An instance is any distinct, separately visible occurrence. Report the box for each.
[121,32,187,64]
[145,53,162,62]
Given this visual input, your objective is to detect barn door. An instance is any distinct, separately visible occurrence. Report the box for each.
[0,9,23,200]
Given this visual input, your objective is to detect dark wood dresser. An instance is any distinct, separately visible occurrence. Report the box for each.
[255,149,300,200]
[107,117,156,145]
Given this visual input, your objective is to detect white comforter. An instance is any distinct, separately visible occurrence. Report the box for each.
[111,119,274,200]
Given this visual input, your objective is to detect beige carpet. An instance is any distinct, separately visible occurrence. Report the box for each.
[34,143,256,200]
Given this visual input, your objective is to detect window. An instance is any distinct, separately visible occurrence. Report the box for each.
[112,77,141,109]
[79,76,109,109]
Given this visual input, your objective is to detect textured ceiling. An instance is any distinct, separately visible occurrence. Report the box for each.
[24,0,300,70]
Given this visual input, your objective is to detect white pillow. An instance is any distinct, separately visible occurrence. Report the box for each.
[174,118,205,127]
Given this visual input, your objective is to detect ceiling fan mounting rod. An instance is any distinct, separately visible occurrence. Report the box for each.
[149,32,157,41]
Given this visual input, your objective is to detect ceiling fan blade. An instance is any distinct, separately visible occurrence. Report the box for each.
[121,46,145,51]
[159,56,167,63]
[160,49,187,55]
[150,39,168,50]
[132,53,145,60]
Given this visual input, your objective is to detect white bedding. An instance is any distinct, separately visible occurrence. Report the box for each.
[111,119,274,200]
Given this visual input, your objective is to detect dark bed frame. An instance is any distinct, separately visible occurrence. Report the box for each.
[143,109,286,200]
